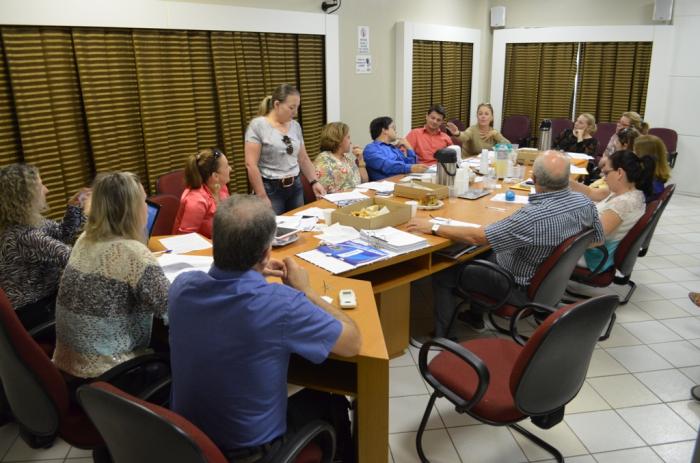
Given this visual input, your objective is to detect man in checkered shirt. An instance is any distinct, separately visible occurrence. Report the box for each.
[407,150,605,336]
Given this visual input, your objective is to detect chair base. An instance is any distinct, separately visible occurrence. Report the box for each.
[510,423,563,463]
[18,426,55,449]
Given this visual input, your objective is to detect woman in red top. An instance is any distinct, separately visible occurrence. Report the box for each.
[173,147,231,239]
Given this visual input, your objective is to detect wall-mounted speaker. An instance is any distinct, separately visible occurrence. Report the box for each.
[491,6,506,28]
[653,0,673,21]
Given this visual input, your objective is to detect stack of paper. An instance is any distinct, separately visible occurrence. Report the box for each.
[360,226,428,253]
[322,191,369,206]
[296,240,395,274]
[356,181,395,193]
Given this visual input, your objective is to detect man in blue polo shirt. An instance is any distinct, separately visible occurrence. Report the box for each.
[363,116,428,181]
[168,194,361,462]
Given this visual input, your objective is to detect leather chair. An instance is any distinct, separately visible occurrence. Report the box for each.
[156,169,186,198]
[77,381,336,463]
[147,194,180,236]
[550,118,574,142]
[0,289,170,458]
[567,199,660,304]
[648,127,678,167]
[501,115,531,147]
[639,184,675,257]
[417,295,619,463]
[592,122,617,160]
[449,228,598,337]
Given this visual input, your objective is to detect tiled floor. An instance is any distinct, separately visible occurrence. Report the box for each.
[2,194,700,463]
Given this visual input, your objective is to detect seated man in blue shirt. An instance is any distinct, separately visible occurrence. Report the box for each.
[363,116,428,181]
[168,194,361,463]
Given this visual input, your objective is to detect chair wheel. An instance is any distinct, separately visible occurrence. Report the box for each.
[18,427,55,449]
[691,385,700,402]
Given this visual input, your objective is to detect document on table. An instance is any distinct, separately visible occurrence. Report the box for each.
[356,181,395,193]
[570,165,589,175]
[399,173,433,182]
[276,215,318,232]
[159,233,212,254]
[292,207,334,220]
[429,217,481,228]
[297,240,397,274]
[566,152,593,160]
[314,222,361,244]
[158,254,213,282]
[322,191,369,205]
[360,227,428,253]
[490,193,529,204]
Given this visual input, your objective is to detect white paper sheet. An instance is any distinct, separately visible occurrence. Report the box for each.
[490,193,529,204]
[429,217,481,228]
[292,207,334,220]
[159,233,212,254]
[566,152,594,160]
[322,191,369,205]
[356,181,395,193]
[276,215,318,232]
[570,166,589,175]
[157,254,213,282]
[398,173,433,182]
[296,249,356,274]
[313,223,361,244]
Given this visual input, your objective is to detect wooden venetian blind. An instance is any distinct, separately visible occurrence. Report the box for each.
[575,42,652,123]
[0,38,21,167]
[2,27,93,218]
[411,40,472,129]
[503,42,576,138]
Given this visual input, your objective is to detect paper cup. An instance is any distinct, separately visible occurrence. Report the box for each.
[322,209,334,224]
[405,200,418,218]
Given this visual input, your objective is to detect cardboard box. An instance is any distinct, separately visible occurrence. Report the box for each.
[394,180,449,200]
[332,197,411,230]
[516,149,541,166]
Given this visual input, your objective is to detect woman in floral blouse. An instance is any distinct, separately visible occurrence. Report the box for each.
[314,122,368,193]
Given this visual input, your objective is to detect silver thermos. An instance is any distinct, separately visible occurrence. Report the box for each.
[538,119,552,151]
[434,148,457,187]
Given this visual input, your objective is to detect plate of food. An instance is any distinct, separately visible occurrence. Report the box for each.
[417,194,444,210]
[350,204,390,218]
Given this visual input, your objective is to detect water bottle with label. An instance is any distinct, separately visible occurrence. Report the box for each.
[495,144,509,179]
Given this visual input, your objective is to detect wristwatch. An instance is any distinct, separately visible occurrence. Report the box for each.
[431,223,440,236]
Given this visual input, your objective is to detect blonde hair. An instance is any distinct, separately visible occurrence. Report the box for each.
[0,163,44,231]
[477,103,495,127]
[634,134,671,182]
[256,84,300,117]
[184,148,224,189]
[84,172,145,243]
[319,122,349,153]
[579,113,597,134]
[622,111,649,134]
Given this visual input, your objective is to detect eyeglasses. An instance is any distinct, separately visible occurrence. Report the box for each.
[601,168,615,177]
[281,135,294,155]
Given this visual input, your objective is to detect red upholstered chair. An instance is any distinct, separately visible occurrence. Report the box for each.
[417,295,619,463]
[648,127,679,167]
[156,169,186,198]
[0,288,170,458]
[449,229,597,337]
[147,194,180,236]
[592,122,617,160]
[501,115,532,147]
[550,118,574,141]
[77,381,335,463]
[639,184,675,257]
[568,199,661,304]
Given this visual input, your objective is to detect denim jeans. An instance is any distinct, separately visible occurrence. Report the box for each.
[263,176,304,215]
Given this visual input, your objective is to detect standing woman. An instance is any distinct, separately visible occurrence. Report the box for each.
[446,103,510,157]
[554,113,598,156]
[0,163,89,329]
[245,84,326,214]
[172,147,231,239]
[53,172,169,381]
[314,122,368,193]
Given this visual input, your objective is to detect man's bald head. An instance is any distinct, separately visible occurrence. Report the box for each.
[532,150,570,191]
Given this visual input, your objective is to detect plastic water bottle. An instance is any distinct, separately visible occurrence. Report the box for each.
[480,148,489,174]
[455,167,469,195]
[495,144,509,179]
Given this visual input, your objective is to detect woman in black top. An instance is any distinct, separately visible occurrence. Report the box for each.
[554,113,598,157]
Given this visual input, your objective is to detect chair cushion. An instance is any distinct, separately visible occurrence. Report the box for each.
[294,442,322,463]
[570,265,614,287]
[428,338,526,423]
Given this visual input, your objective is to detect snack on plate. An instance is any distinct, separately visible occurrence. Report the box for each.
[351,205,390,218]
[419,193,439,207]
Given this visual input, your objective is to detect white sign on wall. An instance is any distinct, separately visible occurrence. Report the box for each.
[358,26,370,54]
[355,55,372,74]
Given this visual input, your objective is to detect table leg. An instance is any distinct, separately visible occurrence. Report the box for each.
[355,355,389,463]
[375,284,411,357]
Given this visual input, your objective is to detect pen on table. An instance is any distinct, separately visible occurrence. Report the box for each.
[152,249,172,255]
[485,206,507,212]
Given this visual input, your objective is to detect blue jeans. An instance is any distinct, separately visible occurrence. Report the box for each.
[263,176,304,215]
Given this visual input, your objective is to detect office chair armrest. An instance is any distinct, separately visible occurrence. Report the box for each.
[275,419,336,463]
[509,303,557,346]
[456,259,515,313]
[418,338,490,413]
[136,376,172,403]
[97,352,170,383]
[27,319,56,340]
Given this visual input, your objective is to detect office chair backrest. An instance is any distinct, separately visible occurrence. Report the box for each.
[528,229,596,306]
[501,115,530,145]
[510,295,619,416]
[593,122,617,158]
[639,184,675,257]
[78,382,227,463]
[550,118,574,141]
[0,288,66,437]
[648,127,678,153]
[614,200,659,276]
[146,194,180,236]
[156,169,186,198]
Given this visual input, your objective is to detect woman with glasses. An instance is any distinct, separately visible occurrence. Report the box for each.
[573,150,654,273]
[0,163,89,329]
[314,122,368,193]
[446,103,509,157]
[603,111,649,159]
[245,84,326,214]
[173,147,231,239]
[53,172,169,381]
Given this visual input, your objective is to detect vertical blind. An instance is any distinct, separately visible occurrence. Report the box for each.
[411,40,472,129]
[0,26,326,218]
[503,41,652,138]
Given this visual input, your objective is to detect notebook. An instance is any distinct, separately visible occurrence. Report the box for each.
[145,199,161,238]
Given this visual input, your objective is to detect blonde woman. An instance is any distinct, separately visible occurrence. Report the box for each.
[172,147,231,239]
[446,103,510,157]
[603,111,649,158]
[553,113,598,156]
[634,134,671,201]
[0,163,88,328]
[53,172,169,380]
[314,122,368,193]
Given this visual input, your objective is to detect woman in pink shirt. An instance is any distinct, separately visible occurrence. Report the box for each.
[173,148,231,239]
